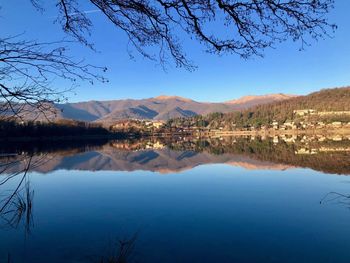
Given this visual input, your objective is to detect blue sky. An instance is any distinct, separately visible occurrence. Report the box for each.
[1,0,350,102]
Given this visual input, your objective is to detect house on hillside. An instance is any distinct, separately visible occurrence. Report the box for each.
[317,111,350,116]
[144,120,165,129]
[152,121,165,129]
[293,109,316,116]
[111,119,143,131]
[295,148,318,155]
[271,121,279,130]
[330,122,342,128]
[284,121,297,130]
[316,122,325,129]
[332,135,343,141]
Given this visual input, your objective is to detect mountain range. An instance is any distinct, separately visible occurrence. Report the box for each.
[3,146,294,174]
[44,93,295,123]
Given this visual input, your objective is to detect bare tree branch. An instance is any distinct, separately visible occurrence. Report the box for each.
[0,35,108,120]
[49,0,335,69]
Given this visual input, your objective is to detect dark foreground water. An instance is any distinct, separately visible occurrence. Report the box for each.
[1,136,350,262]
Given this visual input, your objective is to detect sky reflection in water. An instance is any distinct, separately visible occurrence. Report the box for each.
[1,138,350,263]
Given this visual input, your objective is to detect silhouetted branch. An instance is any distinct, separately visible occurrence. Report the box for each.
[320,191,350,208]
[47,0,336,69]
[0,35,108,120]
[0,181,34,234]
[0,155,35,234]
[98,233,138,263]
[0,153,53,234]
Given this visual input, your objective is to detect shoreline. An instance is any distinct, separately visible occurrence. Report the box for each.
[193,128,350,138]
[1,128,350,142]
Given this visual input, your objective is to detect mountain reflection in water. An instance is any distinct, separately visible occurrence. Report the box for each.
[1,135,350,175]
[1,135,350,263]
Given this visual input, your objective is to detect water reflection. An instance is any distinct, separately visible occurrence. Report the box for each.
[1,135,350,175]
[320,191,350,208]
[97,233,138,263]
[1,136,350,262]
[0,155,34,234]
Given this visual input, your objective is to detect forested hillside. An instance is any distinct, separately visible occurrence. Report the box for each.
[167,87,350,129]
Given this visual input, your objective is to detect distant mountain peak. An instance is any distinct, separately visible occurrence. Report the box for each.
[225,93,297,106]
[154,95,193,102]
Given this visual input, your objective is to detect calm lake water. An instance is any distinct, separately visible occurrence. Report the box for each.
[1,136,350,262]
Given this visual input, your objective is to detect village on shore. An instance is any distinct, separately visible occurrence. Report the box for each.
[109,109,350,137]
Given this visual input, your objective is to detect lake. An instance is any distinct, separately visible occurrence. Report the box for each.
[1,135,350,262]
